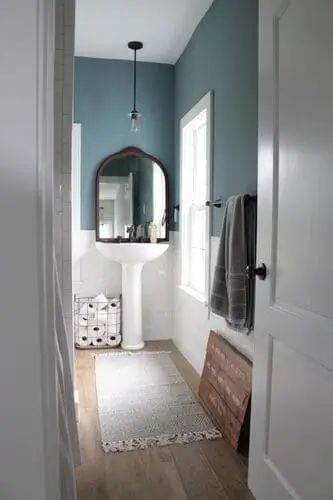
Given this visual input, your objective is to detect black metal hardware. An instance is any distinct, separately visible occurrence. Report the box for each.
[246,263,267,281]
[128,41,143,113]
[205,199,224,208]
[126,224,137,242]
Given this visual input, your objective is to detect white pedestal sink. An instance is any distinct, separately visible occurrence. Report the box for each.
[96,242,169,350]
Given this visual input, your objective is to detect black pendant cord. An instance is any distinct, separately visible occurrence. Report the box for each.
[128,41,143,115]
[133,48,137,112]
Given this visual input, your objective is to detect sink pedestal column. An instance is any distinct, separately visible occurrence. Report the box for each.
[95,243,169,350]
[121,262,145,350]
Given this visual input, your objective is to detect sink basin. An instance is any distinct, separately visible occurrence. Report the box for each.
[96,242,169,264]
[95,242,169,351]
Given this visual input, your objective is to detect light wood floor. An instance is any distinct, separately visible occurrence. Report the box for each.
[75,340,254,500]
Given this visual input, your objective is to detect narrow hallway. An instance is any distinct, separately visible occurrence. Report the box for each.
[75,341,254,499]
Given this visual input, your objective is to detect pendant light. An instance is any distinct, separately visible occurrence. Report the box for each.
[128,41,143,133]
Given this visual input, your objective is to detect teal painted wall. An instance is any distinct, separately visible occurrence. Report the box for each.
[174,0,258,235]
[74,57,174,230]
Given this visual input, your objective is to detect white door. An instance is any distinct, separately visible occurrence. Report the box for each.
[249,1,333,499]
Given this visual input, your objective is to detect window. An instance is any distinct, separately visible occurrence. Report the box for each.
[180,92,212,301]
[153,163,166,238]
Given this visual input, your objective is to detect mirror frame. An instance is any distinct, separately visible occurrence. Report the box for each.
[95,146,169,242]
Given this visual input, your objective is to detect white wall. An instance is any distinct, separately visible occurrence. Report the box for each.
[172,231,254,374]
[0,0,60,498]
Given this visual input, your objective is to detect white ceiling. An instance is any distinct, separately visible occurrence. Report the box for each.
[75,0,214,64]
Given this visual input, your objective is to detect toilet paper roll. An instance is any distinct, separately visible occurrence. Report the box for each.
[94,310,108,326]
[88,325,106,340]
[78,315,90,327]
[93,293,109,311]
[107,334,121,347]
[92,336,107,347]
[79,302,96,319]
[108,297,121,310]
[76,328,90,347]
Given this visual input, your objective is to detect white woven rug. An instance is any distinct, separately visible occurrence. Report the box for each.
[95,351,222,453]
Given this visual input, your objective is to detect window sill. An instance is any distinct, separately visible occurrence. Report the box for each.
[178,285,207,305]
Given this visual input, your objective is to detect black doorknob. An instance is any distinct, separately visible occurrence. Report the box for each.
[245,263,267,281]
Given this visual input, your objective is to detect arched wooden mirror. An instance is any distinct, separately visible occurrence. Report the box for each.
[95,147,169,242]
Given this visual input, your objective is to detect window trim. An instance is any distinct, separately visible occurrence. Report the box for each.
[180,91,213,303]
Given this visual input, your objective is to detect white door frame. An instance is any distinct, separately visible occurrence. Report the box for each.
[72,123,82,270]
[37,0,61,498]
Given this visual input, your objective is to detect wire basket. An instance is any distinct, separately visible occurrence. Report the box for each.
[74,294,122,349]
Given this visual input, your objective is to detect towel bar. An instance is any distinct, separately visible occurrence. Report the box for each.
[205,199,224,208]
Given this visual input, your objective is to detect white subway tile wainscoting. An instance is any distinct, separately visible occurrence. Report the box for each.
[72,231,174,342]
[72,230,253,370]
[171,231,254,374]
[54,0,75,359]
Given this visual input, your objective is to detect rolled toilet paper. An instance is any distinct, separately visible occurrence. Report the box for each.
[107,334,121,347]
[94,310,108,327]
[76,328,90,347]
[79,302,96,316]
[91,336,107,347]
[79,302,96,325]
[93,293,109,311]
[88,324,106,339]
[108,297,121,310]
[79,315,89,327]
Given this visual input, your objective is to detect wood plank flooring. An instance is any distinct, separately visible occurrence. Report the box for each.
[75,340,254,500]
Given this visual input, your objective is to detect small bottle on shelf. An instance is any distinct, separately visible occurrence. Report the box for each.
[148,222,157,244]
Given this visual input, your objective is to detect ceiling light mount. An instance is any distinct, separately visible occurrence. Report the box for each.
[128,41,143,51]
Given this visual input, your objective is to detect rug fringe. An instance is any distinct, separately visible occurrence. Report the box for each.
[93,350,173,359]
[102,428,222,453]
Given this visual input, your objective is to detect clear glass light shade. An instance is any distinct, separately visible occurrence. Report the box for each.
[129,110,141,133]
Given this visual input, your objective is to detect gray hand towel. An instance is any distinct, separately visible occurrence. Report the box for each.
[211,195,247,328]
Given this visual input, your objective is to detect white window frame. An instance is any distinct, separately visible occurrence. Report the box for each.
[153,162,166,238]
[180,91,212,303]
